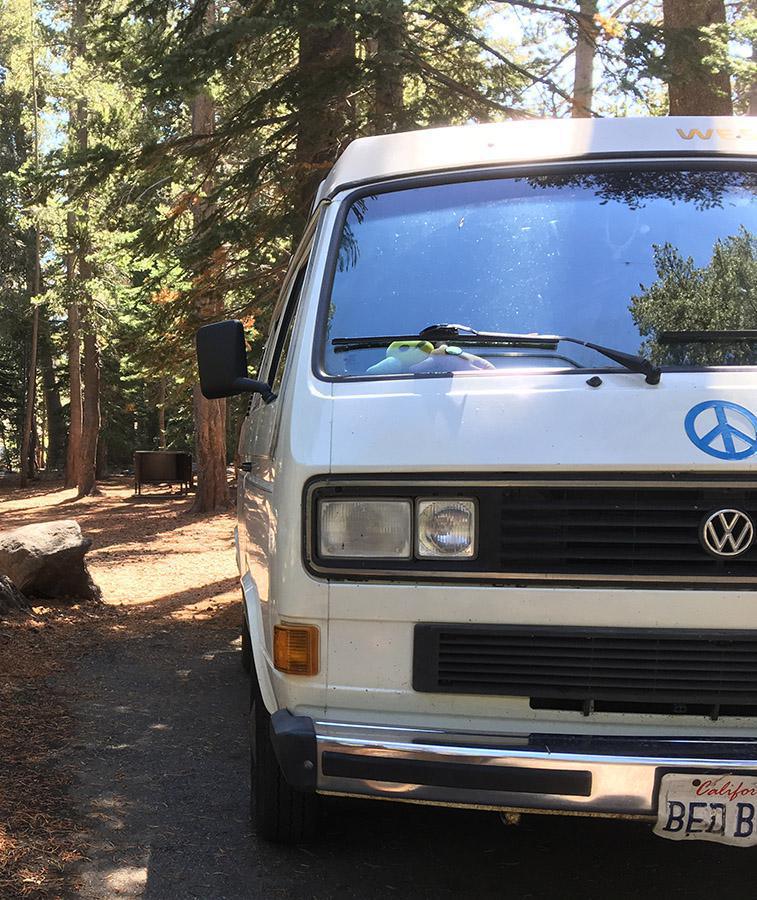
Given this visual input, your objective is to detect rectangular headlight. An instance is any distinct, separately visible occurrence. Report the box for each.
[416,498,476,558]
[319,499,412,558]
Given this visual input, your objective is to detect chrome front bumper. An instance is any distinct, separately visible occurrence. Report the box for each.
[310,721,757,819]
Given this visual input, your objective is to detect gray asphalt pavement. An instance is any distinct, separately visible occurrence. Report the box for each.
[65,611,754,899]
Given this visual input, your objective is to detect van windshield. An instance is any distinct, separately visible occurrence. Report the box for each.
[322,168,757,378]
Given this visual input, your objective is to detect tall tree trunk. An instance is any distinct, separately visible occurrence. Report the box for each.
[39,317,66,470]
[20,228,40,486]
[76,214,98,497]
[67,0,99,497]
[296,1,355,224]
[64,266,83,487]
[64,0,86,489]
[20,0,41,487]
[78,314,100,496]
[370,0,405,134]
[76,231,98,497]
[663,0,733,115]
[571,0,598,117]
[190,0,229,513]
[38,389,46,469]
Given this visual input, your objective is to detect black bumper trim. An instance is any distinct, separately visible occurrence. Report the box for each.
[269,710,317,792]
[322,751,592,797]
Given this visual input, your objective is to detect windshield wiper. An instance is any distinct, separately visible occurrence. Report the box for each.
[332,323,661,384]
[659,330,757,344]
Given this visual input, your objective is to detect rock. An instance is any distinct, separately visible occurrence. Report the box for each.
[0,575,28,615]
[0,520,102,603]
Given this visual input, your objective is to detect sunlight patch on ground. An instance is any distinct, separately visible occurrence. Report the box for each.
[104,865,148,896]
[1,477,239,610]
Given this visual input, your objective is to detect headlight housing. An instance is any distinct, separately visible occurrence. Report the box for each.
[319,499,412,558]
[416,499,476,558]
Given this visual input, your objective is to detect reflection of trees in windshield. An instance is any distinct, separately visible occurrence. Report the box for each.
[337,197,370,271]
[630,228,757,366]
[523,170,756,211]
[336,172,756,275]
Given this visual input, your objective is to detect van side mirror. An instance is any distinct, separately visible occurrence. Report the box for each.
[196,320,276,403]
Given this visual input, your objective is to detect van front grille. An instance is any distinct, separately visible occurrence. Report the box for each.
[498,483,757,580]
[413,624,757,718]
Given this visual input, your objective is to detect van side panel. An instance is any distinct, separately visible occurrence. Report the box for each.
[239,203,338,715]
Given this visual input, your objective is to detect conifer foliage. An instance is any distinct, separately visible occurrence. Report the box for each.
[0,0,754,506]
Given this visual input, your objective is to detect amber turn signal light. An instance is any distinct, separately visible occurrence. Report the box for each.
[273,623,319,676]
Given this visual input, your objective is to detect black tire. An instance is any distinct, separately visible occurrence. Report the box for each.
[241,618,252,674]
[249,681,319,843]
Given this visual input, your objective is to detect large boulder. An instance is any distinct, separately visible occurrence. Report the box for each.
[0,575,28,615]
[0,520,102,602]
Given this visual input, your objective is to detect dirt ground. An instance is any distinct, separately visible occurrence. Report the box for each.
[0,476,239,898]
[3,476,757,899]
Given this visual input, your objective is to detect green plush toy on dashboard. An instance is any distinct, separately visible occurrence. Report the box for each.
[366,340,434,375]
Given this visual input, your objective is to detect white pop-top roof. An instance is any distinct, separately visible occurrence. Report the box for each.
[316,116,757,203]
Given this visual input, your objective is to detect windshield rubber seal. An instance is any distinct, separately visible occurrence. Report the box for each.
[311,156,757,385]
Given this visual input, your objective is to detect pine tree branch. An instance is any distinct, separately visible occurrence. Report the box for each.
[420,9,589,114]
[409,52,535,118]
[610,0,637,15]
[486,0,589,24]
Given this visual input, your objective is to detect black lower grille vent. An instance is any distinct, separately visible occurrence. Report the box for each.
[413,624,757,719]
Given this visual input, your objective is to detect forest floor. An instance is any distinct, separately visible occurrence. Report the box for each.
[0,476,239,898]
[2,476,757,899]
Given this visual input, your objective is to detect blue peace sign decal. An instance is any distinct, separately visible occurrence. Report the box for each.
[685,400,757,461]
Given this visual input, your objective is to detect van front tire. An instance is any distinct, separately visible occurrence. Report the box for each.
[250,683,318,843]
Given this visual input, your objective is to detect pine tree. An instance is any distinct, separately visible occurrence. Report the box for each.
[662,0,733,115]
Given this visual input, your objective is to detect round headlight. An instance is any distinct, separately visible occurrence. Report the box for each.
[417,499,476,558]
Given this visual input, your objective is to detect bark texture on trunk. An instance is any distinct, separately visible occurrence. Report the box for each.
[296,1,355,224]
[20,227,40,486]
[370,0,405,134]
[39,317,65,470]
[67,0,100,497]
[20,1,42,487]
[192,383,227,510]
[571,0,598,117]
[190,0,230,513]
[663,0,733,115]
[64,281,83,487]
[77,311,100,497]
[64,0,87,489]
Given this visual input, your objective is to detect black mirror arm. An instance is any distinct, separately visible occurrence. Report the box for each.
[231,377,277,404]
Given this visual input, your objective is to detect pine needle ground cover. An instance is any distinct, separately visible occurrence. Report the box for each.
[0,477,238,898]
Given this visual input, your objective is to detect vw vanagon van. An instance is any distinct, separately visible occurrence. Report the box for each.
[196,117,757,846]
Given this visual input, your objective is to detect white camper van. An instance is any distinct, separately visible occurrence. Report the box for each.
[196,116,757,847]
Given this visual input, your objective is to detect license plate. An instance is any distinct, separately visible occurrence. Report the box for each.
[654,773,757,847]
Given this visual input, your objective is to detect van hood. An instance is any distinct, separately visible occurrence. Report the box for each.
[328,372,757,473]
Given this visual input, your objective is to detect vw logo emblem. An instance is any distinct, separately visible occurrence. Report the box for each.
[685,400,757,461]
[700,509,755,558]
